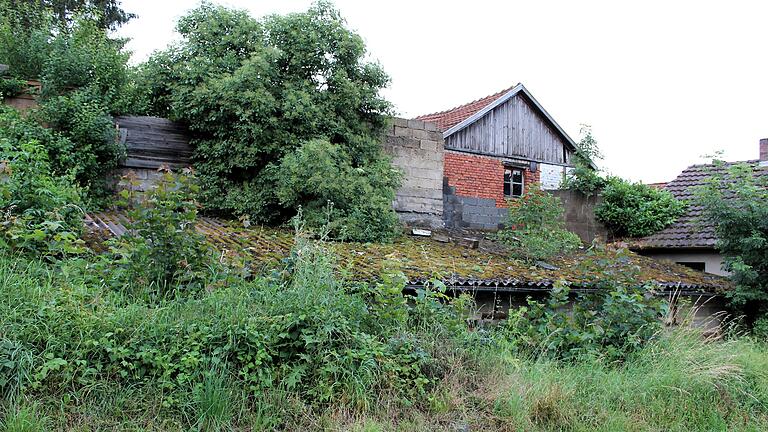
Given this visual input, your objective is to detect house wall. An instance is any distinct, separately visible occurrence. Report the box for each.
[443,150,539,230]
[639,250,727,276]
[540,163,566,189]
[382,118,444,228]
[445,93,574,165]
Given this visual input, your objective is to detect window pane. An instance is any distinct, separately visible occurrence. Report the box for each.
[512,183,523,197]
[504,180,511,196]
[512,170,523,183]
[504,169,512,196]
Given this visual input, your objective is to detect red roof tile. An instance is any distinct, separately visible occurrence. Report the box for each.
[415,85,517,131]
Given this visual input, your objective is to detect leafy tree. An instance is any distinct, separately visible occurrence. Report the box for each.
[136,2,399,241]
[0,0,135,31]
[595,177,685,238]
[696,161,768,322]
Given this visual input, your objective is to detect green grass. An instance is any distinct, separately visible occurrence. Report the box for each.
[0,253,766,431]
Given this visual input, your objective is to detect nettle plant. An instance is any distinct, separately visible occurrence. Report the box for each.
[0,138,85,257]
[104,168,212,294]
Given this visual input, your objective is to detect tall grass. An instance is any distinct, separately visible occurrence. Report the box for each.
[0,251,767,431]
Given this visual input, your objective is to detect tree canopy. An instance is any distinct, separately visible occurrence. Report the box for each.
[135,2,400,241]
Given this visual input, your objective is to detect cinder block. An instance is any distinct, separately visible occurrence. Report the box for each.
[393,117,408,127]
[407,119,424,130]
[394,126,412,138]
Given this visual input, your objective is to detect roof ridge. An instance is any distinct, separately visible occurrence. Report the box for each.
[414,84,518,119]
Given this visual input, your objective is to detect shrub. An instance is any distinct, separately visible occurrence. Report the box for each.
[135,3,398,241]
[103,169,212,295]
[497,186,581,261]
[275,139,401,242]
[0,106,76,177]
[696,161,768,323]
[595,177,685,238]
[37,89,124,196]
[0,138,85,257]
[504,283,666,362]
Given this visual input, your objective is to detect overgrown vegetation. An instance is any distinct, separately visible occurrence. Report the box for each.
[564,126,685,238]
[595,176,686,238]
[696,160,768,325]
[497,186,581,261]
[0,3,133,197]
[133,2,400,241]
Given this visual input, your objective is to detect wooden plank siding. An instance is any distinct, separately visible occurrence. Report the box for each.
[445,93,572,166]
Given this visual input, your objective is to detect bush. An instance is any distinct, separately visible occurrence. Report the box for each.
[37,89,124,196]
[275,139,401,242]
[102,170,212,295]
[0,138,84,257]
[504,283,666,362]
[0,106,76,176]
[497,186,581,261]
[135,3,398,241]
[595,177,685,238]
[696,161,768,323]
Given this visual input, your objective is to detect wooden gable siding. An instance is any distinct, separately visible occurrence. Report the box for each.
[444,93,572,165]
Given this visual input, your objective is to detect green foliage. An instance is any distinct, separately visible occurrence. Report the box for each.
[595,177,686,238]
[0,8,132,198]
[0,0,135,32]
[0,138,85,257]
[504,283,665,362]
[37,89,123,195]
[497,186,581,261]
[562,125,606,195]
[136,3,398,241]
[0,77,30,98]
[695,161,768,323]
[276,139,401,242]
[102,170,212,295]
[0,106,75,176]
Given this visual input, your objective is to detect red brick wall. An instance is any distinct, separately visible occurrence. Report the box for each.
[444,151,539,207]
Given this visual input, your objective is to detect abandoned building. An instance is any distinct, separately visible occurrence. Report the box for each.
[416,83,592,230]
[629,139,768,276]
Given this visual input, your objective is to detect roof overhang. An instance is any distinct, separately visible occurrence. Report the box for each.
[441,84,597,169]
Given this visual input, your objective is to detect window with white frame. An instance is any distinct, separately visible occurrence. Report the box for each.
[504,168,524,198]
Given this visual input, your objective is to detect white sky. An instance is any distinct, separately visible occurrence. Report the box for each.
[115,0,768,183]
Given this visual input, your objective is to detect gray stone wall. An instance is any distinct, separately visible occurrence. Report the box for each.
[383,118,445,228]
[551,189,609,243]
[443,181,508,230]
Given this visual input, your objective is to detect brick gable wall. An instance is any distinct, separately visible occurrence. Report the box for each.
[444,151,539,207]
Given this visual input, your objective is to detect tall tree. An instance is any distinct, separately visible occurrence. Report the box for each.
[2,0,135,30]
[136,2,400,242]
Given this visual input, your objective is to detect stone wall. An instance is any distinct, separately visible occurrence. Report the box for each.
[382,118,444,228]
[551,189,609,243]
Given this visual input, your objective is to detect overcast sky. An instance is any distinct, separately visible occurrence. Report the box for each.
[116,0,768,183]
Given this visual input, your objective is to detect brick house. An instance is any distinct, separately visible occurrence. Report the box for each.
[416,83,589,229]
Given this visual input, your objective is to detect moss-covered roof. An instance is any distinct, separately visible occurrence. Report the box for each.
[85,212,730,294]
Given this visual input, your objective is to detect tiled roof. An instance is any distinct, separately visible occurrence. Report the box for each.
[85,211,729,293]
[415,86,517,131]
[631,160,768,249]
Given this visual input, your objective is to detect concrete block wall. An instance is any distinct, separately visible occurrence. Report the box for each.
[382,118,445,228]
[551,189,609,243]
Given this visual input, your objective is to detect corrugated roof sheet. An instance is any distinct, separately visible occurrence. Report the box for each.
[85,211,729,293]
[631,160,768,249]
[414,86,516,131]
